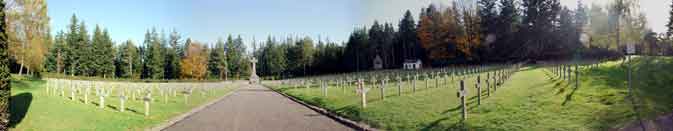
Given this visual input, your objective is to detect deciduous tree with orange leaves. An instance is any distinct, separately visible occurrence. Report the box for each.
[180,41,208,80]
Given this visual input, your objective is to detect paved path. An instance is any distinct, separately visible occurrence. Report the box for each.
[162,84,353,131]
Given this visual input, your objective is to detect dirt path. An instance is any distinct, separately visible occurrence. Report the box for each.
[162,84,353,131]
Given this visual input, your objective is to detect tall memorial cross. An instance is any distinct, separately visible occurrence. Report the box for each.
[249,58,260,84]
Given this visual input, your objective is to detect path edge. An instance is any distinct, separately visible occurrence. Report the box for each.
[263,84,380,131]
[147,83,240,131]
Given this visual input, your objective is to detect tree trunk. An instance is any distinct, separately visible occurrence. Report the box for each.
[19,58,24,75]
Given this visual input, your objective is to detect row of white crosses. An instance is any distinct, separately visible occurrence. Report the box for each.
[456,63,523,121]
[281,63,524,110]
[543,60,606,91]
[44,78,227,116]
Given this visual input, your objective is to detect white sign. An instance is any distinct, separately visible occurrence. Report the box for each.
[627,43,635,54]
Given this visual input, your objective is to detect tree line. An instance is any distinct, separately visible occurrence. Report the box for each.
[253,0,667,78]
[41,15,252,80]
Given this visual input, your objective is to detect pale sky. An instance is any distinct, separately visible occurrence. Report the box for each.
[361,0,672,33]
[49,0,671,46]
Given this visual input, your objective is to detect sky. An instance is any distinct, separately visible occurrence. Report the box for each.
[49,0,360,45]
[49,0,671,46]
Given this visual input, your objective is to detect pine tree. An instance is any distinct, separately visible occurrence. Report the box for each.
[145,28,164,79]
[116,40,140,78]
[208,37,227,80]
[225,35,243,79]
[164,30,181,79]
[398,10,420,62]
[100,29,115,77]
[91,25,104,76]
[65,14,79,76]
[77,21,93,76]
[478,0,498,35]
[45,31,66,73]
[521,0,561,59]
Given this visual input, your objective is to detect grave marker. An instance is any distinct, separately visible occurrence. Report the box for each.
[457,80,467,121]
[119,90,126,112]
[355,79,369,108]
[144,91,152,116]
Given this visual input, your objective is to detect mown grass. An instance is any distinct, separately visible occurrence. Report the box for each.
[265,56,673,130]
[9,77,241,131]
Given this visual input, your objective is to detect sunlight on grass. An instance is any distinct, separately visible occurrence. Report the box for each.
[265,57,673,130]
[10,77,240,131]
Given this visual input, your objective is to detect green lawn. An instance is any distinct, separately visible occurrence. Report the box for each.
[265,56,673,130]
[10,77,240,131]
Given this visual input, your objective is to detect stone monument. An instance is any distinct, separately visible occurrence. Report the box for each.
[249,57,260,84]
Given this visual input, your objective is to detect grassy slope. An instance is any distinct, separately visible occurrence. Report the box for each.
[10,77,240,131]
[265,57,673,130]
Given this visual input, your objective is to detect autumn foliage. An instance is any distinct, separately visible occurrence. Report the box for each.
[180,42,208,79]
[417,4,481,63]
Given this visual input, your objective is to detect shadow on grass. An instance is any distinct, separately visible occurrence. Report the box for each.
[562,81,581,106]
[580,57,673,129]
[9,93,33,128]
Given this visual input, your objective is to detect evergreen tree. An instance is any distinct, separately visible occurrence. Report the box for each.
[382,23,396,68]
[225,35,245,79]
[343,28,368,72]
[77,21,93,76]
[100,29,115,77]
[208,37,227,80]
[478,0,498,35]
[145,28,164,79]
[521,0,561,60]
[91,25,107,76]
[45,31,66,73]
[115,40,140,78]
[65,14,79,76]
[0,1,11,127]
[397,10,421,63]
[369,21,384,68]
[559,7,578,56]
[164,30,181,79]
[262,37,286,77]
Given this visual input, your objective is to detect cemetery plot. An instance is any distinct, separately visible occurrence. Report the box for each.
[266,64,522,130]
[264,57,673,130]
[10,78,242,131]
